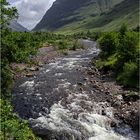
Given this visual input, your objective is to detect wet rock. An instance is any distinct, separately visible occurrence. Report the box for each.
[87,70,95,75]
[73,113,78,119]
[38,62,44,67]
[90,80,94,83]
[105,91,110,95]
[116,95,123,100]
[28,66,39,71]
[10,63,28,71]
[112,101,122,107]
[83,78,88,81]
[122,92,139,102]
[77,82,83,86]
[26,73,34,77]
[127,102,132,105]
[102,110,106,115]
[106,99,111,103]
[111,121,117,127]
[79,87,83,91]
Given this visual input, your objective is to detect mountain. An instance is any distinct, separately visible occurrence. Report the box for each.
[9,20,29,32]
[33,0,139,33]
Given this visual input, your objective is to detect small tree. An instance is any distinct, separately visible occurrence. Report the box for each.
[0,0,18,28]
[118,32,139,63]
[1,0,18,96]
[98,32,120,58]
[117,62,139,88]
[119,23,128,37]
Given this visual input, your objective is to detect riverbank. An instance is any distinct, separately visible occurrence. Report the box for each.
[87,60,139,134]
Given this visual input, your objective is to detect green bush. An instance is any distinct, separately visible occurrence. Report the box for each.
[1,31,40,63]
[97,24,139,89]
[119,23,128,37]
[104,53,118,69]
[1,60,13,97]
[0,99,40,140]
[71,39,86,50]
[58,40,68,50]
[98,32,120,58]
[95,53,118,72]
[118,32,139,63]
[133,26,140,32]
[117,62,139,88]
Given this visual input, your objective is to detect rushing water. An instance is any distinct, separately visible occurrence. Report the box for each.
[13,40,138,140]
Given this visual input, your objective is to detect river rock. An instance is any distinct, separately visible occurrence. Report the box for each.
[122,93,139,102]
[29,66,39,71]
[112,100,122,107]
[77,82,83,86]
[116,95,123,100]
[83,78,88,81]
[38,62,44,67]
[26,73,34,77]
[102,110,106,115]
[111,121,117,127]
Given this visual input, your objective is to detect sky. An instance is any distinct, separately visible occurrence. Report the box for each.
[8,0,56,30]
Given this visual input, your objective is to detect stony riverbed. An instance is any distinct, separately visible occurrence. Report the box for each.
[12,40,139,140]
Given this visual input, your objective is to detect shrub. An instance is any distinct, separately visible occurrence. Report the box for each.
[133,26,140,32]
[72,39,85,50]
[58,40,68,50]
[61,50,69,55]
[104,53,118,70]
[97,24,139,88]
[118,32,139,63]
[0,99,40,140]
[117,62,139,88]
[1,60,13,98]
[119,23,128,37]
[98,32,120,58]
[95,53,118,72]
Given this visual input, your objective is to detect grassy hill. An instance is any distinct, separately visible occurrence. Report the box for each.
[34,0,139,33]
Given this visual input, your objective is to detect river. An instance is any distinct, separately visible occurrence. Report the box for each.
[12,40,138,140]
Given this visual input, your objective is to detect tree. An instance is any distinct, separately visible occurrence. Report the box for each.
[0,0,18,28]
[119,23,128,37]
[118,32,139,63]
[98,32,120,58]
[1,0,18,96]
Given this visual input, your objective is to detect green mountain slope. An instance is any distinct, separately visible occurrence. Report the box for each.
[33,0,139,33]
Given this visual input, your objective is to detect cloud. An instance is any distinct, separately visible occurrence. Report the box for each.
[8,0,56,30]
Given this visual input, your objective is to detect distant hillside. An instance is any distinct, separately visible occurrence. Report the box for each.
[33,0,139,33]
[9,20,29,32]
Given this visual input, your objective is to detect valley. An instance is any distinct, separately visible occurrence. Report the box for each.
[1,0,139,140]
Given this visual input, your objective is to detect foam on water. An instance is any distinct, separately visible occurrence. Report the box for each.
[55,73,63,76]
[58,82,71,88]
[30,92,135,140]
[46,69,50,73]
[20,81,34,88]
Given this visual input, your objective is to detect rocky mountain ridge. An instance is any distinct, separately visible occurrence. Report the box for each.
[33,0,139,33]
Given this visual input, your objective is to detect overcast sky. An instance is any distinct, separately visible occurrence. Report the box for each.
[8,0,56,30]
